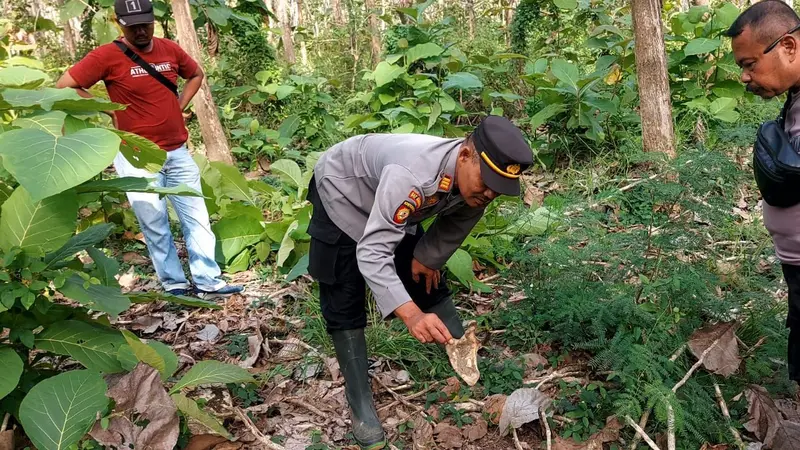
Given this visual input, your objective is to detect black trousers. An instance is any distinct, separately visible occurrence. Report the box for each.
[781,264,800,382]
[307,178,452,331]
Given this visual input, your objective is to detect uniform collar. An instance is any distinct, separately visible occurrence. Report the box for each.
[437,142,460,193]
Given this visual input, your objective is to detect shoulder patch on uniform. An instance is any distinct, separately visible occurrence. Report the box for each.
[438,175,452,192]
[408,190,422,208]
[393,200,416,225]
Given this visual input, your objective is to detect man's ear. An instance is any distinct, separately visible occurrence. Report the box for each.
[458,145,473,161]
[785,35,799,62]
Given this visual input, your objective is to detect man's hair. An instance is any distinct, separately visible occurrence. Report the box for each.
[726,0,800,43]
[464,133,480,161]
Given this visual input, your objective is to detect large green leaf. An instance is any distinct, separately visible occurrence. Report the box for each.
[58,275,131,318]
[86,247,120,287]
[0,66,50,89]
[92,10,119,44]
[684,38,721,56]
[206,6,231,26]
[427,102,442,130]
[111,130,165,172]
[171,393,232,438]
[226,248,251,273]
[0,187,78,254]
[0,128,120,201]
[121,330,166,377]
[553,0,577,9]
[127,292,222,309]
[169,360,255,394]
[0,88,124,112]
[0,347,23,400]
[714,3,740,30]
[76,177,203,197]
[19,370,109,450]
[446,249,490,292]
[278,114,301,139]
[13,111,67,135]
[405,42,444,64]
[550,59,580,93]
[709,97,740,122]
[530,104,568,129]
[271,159,303,188]
[373,62,406,87]
[212,216,264,263]
[36,320,126,373]
[208,161,255,204]
[507,207,555,236]
[442,72,483,91]
[277,220,299,267]
[60,0,87,21]
[117,341,179,381]
[43,224,114,268]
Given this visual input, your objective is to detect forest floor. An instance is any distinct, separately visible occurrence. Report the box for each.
[111,144,800,450]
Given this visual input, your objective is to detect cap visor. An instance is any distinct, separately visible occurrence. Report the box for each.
[479,159,520,196]
[119,12,154,25]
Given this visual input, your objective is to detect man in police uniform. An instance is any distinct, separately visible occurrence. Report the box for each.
[307,116,533,449]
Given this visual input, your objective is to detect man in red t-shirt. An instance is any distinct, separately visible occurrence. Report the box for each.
[56,0,242,299]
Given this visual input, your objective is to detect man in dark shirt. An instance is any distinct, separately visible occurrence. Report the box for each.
[56,0,242,299]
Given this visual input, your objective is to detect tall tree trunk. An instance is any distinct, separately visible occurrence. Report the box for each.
[277,0,296,64]
[466,0,475,40]
[63,20,77,59]
[332,0,344,24]
[171,0,233,164]
[297,0,309,67]
[348,0,359,90]
[504,0,517,48]
[632,0,676,158]
[365,0,381,68]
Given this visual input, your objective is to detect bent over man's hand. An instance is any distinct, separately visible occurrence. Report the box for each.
[411,258,440,294]
[395,302,453,344]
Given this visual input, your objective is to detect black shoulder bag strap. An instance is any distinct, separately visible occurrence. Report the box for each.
[113,40,179,98]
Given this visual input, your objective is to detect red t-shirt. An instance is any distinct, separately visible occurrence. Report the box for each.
[69,38,199,151]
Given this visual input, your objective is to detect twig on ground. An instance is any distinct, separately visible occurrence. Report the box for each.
[234,408,286,450]
[540,410,552,450]
[669,344,686,362]
[632,331,725,449]
[284,397,330,419]
[480,274,501,284]
[377,382,439,412]
[529,368,582,389]
[270,338,318,353]
[512,427,525,450]
[714,382,745,449]
[742,336,768,359]
[667,403,675,450]
[1,413,8,432]
[371,374,427,416]
[624,415,661,450]
[173,310,197,344]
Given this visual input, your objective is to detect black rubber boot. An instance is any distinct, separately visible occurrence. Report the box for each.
[330,329,386,450]
[424,297,465,339]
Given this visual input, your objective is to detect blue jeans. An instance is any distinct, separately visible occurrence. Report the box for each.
[113,146,226,292]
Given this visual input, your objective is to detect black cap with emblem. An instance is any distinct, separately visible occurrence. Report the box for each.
[472,115,534,196]
[115,0,155,26]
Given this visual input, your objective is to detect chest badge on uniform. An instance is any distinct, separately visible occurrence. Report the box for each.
[408,190,422,209]
[438,175,452,192]
[393,200,416,225]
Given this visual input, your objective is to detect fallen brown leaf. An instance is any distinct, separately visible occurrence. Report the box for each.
[442,376,461,398]
[131,315,163,334]
[412,415,434,450]
[699,444,729,450]
[524,185,544,207]
[434,422,463,449]
[89,363,179,450]
[239,321,264,369]
[776,398,800,423]
[483,394,507,425]
[123,252,150,265]
[445,321,480,386]
[744,385,800,450]
[688,322,741,377]
[117,266,139,291]
[185,434,228,450]
[498,388,551,436]
[554,416,622,450]
[463,417,488,442]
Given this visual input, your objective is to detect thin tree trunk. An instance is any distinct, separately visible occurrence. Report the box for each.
[332,0,344,24]
[466,0,475,40]
[297,0,309,67]
[170,0,233,164]
[277,0,295,64]
[504,0,517,48]
[632,0,676,158]
[63,20,77,59]
[366,0,381,68]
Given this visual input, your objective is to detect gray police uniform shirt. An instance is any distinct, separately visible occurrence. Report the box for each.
[763,92,800,265]
[313,133,485,318]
